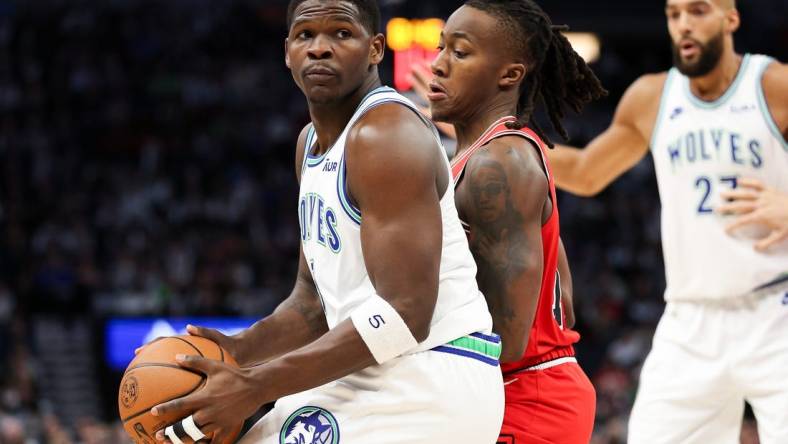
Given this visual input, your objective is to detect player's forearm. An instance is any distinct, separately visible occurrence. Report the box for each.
[233,286,328,366]
[248,319,376,404]
[473,245,542,362]
[489,274,541,363]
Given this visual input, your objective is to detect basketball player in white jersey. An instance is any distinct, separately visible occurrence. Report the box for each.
[146,1,504,443]
[541,0,788,442]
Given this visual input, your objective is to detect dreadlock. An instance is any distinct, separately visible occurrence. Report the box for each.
[465,0,607,147]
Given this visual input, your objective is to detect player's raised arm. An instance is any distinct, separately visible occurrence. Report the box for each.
[462,137,547,362]
[547,73,667,196]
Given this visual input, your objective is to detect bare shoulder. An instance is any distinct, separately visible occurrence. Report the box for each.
[762,61,788,90]
[294,123,312,182]
[761,61,788,134]
[480,135,546,177]
[612,71,670,140]
[346,103,439,166]
[468,135,549,200]
[344,103,443,208]
[619,72,669,113]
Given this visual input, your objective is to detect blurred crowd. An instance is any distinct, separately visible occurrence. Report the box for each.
[0,0,776,443]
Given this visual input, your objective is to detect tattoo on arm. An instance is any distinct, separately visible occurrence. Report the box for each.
[275,274,327,336]
[466,154,529,326]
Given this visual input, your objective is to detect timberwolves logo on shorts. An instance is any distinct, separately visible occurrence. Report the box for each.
[280,406,339,444]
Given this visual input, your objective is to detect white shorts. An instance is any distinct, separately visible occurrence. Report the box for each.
[629,291,788,444]
[238,334,505,444]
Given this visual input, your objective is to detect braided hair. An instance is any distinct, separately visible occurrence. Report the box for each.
[465,0,607,147]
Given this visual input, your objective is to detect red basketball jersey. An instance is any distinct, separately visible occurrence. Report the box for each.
[451,116,579,373]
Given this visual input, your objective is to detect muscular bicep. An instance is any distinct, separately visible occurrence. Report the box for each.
[346,105,444,342]
[462,141,547,362]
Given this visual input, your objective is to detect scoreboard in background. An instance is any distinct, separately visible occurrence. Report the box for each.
[105,317,256,371]
[386,17,600,92]
[387,18,443,91]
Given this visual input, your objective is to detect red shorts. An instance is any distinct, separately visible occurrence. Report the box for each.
[497,360,596,444]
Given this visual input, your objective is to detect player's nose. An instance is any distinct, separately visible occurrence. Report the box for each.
[676,11,693,35]
[307,34,333,60]
[431,52,447,78]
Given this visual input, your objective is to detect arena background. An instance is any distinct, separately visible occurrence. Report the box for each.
[0,0,785,442]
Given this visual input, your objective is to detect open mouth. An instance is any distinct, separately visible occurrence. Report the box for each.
[679,40,699,58]
[427,82,448,102]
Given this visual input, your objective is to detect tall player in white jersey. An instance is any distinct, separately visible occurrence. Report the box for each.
[147,1,504,443]
[546,0,788,442]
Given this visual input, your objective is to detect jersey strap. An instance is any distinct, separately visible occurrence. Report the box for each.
[451,116,551,182]
[451,116,557,219]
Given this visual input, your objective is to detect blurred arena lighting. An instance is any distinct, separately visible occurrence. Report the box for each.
[563,32,601,64]
[387,18,600,91]
[104,317,256,370]
[387,17,444,91]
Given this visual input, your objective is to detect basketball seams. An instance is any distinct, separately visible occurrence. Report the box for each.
[121,377,206,423]
[126,362,203,375]
[118,336,241,440]
[170,336,205,357]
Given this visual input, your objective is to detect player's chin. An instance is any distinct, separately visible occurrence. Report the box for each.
[429,106,456,125]
[304,88,341,105]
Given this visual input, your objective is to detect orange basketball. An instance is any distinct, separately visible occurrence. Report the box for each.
[118,335,242,444]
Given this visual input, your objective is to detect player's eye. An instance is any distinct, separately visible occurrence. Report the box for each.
[297,30,313,39]
[454,50,467,59]
[337,29,352,39]
[689,6,707,16]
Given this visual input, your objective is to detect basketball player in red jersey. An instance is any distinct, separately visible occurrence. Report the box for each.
[426,1,606,443]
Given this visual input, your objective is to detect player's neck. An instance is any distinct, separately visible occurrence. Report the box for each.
[308,78,382,155]
[454,100,516,157]
[687,51,743,102]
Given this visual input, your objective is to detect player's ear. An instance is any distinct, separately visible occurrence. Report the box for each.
[499,63,526,89]
[370,33,385,66]
[285,38,291,68]
[724,8,740,34]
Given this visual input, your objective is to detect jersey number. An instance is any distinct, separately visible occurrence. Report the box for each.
[695,175,738,214]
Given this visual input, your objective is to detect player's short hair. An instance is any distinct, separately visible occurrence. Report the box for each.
[287,0,381,35]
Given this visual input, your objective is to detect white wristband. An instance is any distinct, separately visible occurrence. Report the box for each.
[350,294,419,364]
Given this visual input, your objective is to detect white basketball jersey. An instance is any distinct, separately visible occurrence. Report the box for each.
[651,54,788,302]
[297,86,493,351]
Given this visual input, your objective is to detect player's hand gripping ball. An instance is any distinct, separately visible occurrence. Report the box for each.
[118,335,242,443]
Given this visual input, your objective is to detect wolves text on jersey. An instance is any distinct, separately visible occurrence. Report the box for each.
[299,192,342,253]
[663,128,763,172]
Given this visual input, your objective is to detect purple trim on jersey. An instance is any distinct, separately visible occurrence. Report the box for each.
[431,345,500,367]
[470,331,501,344]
